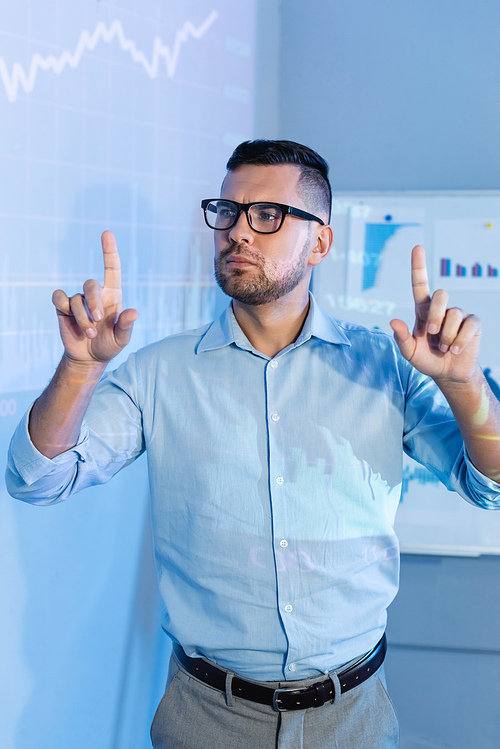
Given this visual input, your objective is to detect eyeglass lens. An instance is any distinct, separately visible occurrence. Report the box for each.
[205,201,283,233]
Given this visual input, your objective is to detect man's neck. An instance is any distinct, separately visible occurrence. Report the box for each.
[232,289,311,358]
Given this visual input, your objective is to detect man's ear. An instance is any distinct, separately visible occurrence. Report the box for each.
[308,225,333,266]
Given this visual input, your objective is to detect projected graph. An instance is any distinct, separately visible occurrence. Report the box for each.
[440,258,498,277]
[0,5,256,747]
[362,222,419,290]
[0,0,256,395]
[0,12,218,102]
[0,234,217,392]
[400,465,439,501]
[434,217,500,290]
[327,201,425,333]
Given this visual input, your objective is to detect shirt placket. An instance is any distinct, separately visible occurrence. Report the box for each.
[265,354,300,677]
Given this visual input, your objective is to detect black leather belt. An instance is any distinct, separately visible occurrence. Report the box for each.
[173,633,386,712]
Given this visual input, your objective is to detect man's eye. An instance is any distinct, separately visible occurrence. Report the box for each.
[258,211,279,222]
[219,208,236,218]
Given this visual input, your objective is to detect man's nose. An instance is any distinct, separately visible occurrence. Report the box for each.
[228,210,254,244]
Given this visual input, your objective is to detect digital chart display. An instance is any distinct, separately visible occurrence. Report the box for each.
[0,0,255,397]
[314,191,500,555]
[0,3,256,747]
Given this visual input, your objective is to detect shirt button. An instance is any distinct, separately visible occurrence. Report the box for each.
[279,539,288,548]
[276,476,284,485]
[288,663,296,672]
[270,360,279,369]
[284,604,293,613]
[271,412,280,422]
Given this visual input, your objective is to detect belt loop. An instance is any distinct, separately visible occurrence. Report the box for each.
[225,670,234,707]
[327,669,341,704]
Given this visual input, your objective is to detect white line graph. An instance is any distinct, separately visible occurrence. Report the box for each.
[0,10,218,103]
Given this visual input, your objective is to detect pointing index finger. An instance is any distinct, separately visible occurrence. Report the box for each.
[411,244,431,307]
[101,230,122,290]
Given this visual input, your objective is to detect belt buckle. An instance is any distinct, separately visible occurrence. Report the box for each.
[272,686,301,712]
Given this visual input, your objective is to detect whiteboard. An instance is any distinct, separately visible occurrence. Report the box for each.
[313,191,500,556]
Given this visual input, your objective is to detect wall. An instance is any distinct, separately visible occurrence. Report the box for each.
[275,1,500,747]
[279,0,500,190]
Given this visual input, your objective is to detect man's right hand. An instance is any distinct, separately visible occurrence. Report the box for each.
[52,230,138,366]
[28,231,138,458]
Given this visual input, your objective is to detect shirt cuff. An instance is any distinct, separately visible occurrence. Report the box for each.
[464,448,500,499]
[8,404,90,486]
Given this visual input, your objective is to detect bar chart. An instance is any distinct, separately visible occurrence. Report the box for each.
[435,216,500,290]
[440,258,499,277]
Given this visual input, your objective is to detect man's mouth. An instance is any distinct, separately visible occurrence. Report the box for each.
[224,254,258,267]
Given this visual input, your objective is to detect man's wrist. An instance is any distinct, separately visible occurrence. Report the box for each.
[431,366,484,395]
[60,353,108,386]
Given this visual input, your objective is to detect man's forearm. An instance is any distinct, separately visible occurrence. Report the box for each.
[29,355,107,459]
[436,370,500,482]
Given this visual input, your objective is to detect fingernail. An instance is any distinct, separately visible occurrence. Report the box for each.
[92,310,103,322]
[86,328,97,338]
[451,345,460,355]
[428,324,439,334]
[439,343,448,353]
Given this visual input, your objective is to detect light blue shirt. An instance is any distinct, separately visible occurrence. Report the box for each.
[6,295,500,681]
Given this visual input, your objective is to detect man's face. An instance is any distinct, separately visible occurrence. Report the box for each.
[213,164,318,305]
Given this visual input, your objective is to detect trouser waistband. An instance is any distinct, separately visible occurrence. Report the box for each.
[173,633,387,712]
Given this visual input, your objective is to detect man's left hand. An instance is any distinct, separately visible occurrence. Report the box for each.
[390,245,482,384]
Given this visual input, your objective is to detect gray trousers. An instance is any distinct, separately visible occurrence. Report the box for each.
[151,650,399,748]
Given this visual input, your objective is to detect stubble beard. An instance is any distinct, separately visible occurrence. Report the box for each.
[214,236,313,306]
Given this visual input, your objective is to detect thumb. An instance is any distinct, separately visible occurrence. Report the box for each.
[390,319,416,362]
[114,308,138,349]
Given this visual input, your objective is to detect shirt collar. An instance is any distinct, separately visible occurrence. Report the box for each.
[197,292,351,355]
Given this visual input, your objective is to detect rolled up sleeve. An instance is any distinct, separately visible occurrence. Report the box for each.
[6,352,145,505]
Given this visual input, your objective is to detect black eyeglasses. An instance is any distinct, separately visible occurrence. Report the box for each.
[201,199,325,234]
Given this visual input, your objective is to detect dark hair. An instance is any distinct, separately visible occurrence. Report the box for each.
[226,139,332,222]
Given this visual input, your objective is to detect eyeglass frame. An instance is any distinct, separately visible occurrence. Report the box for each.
[201,198,325,235]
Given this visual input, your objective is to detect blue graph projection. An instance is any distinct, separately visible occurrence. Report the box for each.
[0,0,256,396]
[0,13,218,102]
[0,3,257,747]
[400,368,499,502]
[400,464,439,501]
[362,223,419,290]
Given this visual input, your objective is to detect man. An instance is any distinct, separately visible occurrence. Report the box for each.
[7,140,500,748]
